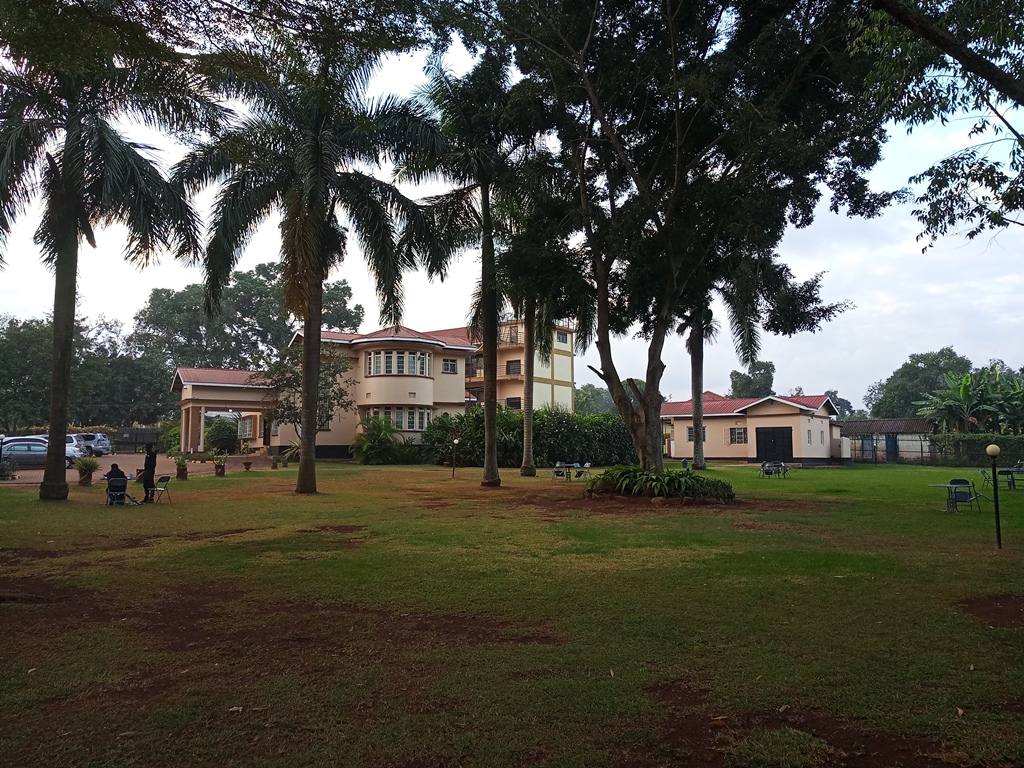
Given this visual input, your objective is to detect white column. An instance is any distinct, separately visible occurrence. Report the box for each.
[180,407,188,452]
[198,406,206,452]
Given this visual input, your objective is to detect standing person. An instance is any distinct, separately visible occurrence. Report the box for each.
[142,443,158,503]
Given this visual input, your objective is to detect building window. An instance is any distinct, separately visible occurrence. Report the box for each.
[396,352,405,375]
[506,397,522,410]
[418,408,426,430]
[238,416,254,439]
[395,407,404,429]
[686,426,706,442]
[384,407,392,424]
[442,358,458,374]
[807,429,812,445]
[418,352,426,376]
[317,410,331,431]
[271,421,279,437]
[820,431,825,445]
[506,359,522,376]
[366,353,372,377]
[729,427,747,445]
[385,351,393,375]
[373,351,381,375]
[407,408,416,430]
[557,330,568,343]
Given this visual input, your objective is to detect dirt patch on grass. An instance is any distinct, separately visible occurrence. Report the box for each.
[626,680,953,768]
[958,593,1024,629]
[0,576,110,622]
[294,524,367,534]
[732,521,797,532]
[0,547,72,561]
[134,581,247,651]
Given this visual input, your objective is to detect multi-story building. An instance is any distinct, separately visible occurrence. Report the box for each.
[172,320,576,457]
[427,319,576,412]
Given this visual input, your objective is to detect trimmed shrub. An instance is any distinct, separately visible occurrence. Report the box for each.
[161,424,181,454]
[931,433,1024,467]
[206,418,240,454]
[585,465,735,500]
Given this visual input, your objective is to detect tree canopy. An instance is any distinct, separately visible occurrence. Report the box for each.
[865,347,973,418]
[728,362,777,399]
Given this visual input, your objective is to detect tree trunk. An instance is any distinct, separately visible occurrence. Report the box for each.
[590,254,666,472]
[480,183,501,487]
[295,280,322,494]
[689,323,706,470]
[39,222,78,501]
[520,297,537,476]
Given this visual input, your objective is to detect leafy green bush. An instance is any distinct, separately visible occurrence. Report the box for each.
[422,406,637,468]
[161,424,181,454]
[73,456,102,475]
[585,465,735,500]
[931,433,1024,467]
[205,418,240,454]
[351,416,401,465]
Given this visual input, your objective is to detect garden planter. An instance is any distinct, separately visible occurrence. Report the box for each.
[78,472,94,487]
[176,465,188,481]
[270,460,278,470]
[214,464,226,477]
[242,461,253,472]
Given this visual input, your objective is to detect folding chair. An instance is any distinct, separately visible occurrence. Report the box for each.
[106,478,140,506]
[949,478,980,513]
[152,475,172,503]
[551,461,567,481]
[575,462,592,480]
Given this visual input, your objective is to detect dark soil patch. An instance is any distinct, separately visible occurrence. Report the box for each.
[0,576,110,623]
[176,527,272,541]
[728,497,825,514]
[732,520,795,532]
[958,592,1024,629]
[294,525,367,534]
[623,680,952,768]
[0,547,72,561]
[133,581,247,651]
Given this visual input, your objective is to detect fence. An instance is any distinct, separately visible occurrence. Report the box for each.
[113,428,162,454]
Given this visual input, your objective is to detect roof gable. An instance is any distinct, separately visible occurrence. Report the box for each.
[661,393,837,418]
[171,367,268,392]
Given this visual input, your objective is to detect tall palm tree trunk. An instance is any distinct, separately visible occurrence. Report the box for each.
[688,323,706,470]
[39,218,78,500]
[480,183,501,487]
[520,296,537,476]
[296,279,322,494]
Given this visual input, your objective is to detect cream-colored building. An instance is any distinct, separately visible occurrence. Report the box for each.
[661,392,850,466]
[173,325,476,457]
[428,319,576,412]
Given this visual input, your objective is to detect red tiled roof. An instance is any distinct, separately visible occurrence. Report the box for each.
[661,394,834,418]
[320,331,362,342]
[172,367,269,391]
[427,326,474,345]
[292,326,476,350]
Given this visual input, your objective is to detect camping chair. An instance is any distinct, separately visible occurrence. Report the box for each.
[575,462,592,480]
[105,478,140,506]
[759,462,780,478]
[773,461,789,478]
[152,475,171,503]
[949,478,980,513]
[551,461,567,481]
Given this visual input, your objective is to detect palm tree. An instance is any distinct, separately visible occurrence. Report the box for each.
[174,53,445,494]
[0,57,213,500]
[402,52,539,488]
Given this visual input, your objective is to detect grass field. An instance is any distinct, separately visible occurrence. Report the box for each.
[2,462,1023,767]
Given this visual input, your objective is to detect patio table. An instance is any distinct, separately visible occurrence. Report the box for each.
[929,483,967,514]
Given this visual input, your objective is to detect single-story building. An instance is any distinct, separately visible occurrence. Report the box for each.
[836,418,936,463]
[661,391,850,466]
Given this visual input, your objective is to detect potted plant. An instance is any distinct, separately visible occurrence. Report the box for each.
[242,459,253,471]
[170,451,189,481]
[212,449,227,477]
[74,456,101,486]
[281,440,300,468]
[270,455,279,470]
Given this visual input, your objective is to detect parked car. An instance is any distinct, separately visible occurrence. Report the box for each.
[1,441,51,469]
[3,436,83,468]
[76,432,112,456]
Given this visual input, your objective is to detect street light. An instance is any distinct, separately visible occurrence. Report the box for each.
[987,444,1002,550]
[452,438,460,479]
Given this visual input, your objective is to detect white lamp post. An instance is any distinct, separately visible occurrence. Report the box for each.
[452,438,460,479]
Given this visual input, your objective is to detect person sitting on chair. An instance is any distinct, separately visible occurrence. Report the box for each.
[103,463,127,481]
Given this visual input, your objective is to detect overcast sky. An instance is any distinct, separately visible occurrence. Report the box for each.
[1,48,1021,410]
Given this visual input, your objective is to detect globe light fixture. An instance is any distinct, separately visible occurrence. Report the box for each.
[987,444,1002,549]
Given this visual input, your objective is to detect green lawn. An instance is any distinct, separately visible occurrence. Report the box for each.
[2,462,1023,767]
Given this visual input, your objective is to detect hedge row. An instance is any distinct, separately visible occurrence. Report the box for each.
[931,433,1024,467]
[420,407,638,468]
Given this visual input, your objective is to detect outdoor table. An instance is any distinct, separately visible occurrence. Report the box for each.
[997,470,1017,490]
[929,483,965,513]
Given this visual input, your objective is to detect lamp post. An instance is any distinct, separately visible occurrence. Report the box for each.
[452,438,460,479]
[987,444,1002,550]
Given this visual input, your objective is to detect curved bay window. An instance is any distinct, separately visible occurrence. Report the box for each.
[365,350,433,377]
[368,406,433,432]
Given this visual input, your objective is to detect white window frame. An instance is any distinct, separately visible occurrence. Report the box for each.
[373,350,381,375]
[396,352,405,375]
[729,427,747,445]
[686,426,706,442]
[442,358,458,374]
[385,351,393,375]
[556,330,568,343]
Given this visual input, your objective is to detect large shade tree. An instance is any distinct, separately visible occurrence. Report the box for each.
[0,54,214,499]
[502,0,898,471]
[174,52,446,494]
